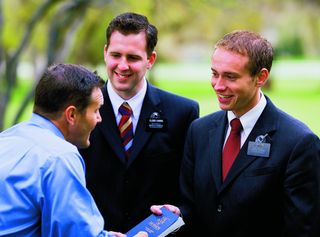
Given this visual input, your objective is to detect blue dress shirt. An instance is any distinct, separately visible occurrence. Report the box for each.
[0,113,111,236]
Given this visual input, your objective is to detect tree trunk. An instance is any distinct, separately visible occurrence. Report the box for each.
[0,0,59,131]
[13,0,90,125]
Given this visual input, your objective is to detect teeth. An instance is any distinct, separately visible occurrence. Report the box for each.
[219,94,230,98]
[116,72,129,78]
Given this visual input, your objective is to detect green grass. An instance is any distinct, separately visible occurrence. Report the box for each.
[153,61,320,136]
[155,79,320,136]
[4,79,34,129]
[4,60,320,137]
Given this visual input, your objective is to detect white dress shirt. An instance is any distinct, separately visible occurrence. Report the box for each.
[107,79,147,134]
[225,92,267,147]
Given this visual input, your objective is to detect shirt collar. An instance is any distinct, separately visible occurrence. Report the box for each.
[30,113,65,140]
[227,92,267,137]
[107,78,147,119]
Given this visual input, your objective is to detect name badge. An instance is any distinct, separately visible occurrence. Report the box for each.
[247,134,271,158]
[146,112,167,132]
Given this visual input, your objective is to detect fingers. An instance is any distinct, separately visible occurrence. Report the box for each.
[108,231,126,237]
[108,230,148,237]
[150,205,163,215]
[163,204,181,216]
[150,204,181,216]
[134,231,148,237]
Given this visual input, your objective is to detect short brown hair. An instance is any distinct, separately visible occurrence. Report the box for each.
[105,12,158,57]
[215,30,273,76]
[34,64,105,118]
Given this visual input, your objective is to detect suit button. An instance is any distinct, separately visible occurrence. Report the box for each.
[217,204,223,213]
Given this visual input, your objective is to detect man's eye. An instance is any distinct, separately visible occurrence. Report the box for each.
[212,72,218,77]
[110,53,120,58]
[226,74,236,80]
[211,70,218,77]
[128,56,140,61]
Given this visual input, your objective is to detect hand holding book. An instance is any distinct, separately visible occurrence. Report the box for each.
[108,230,147,237]
[126,206,184,237]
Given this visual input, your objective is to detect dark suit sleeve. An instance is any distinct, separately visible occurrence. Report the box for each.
[311,136,320,237]
[188,101,200,123]
[283,133,320,237]
[179,121,196,224]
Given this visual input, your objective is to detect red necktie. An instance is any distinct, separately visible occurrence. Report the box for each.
[118,102,133,158]
[222,118,242,181]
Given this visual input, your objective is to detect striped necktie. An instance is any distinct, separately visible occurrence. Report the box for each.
[118,102,134,158]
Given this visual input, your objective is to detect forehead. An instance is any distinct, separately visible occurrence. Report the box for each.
[89,87,104,105]
[108,31,147,52]
[212,48,249,72]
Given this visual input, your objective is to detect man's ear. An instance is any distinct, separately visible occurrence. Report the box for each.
[147,51,157,69]
[64,105,77,125]
[256,68,269,88]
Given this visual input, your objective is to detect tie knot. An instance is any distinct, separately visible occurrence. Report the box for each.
[230,118,242,133]
[119,102,132,116]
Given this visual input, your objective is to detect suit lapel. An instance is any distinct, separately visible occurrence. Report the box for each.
[98,87,127,164]
[127,84,160,166]
[209,112,228,192]
[220,99,278,190]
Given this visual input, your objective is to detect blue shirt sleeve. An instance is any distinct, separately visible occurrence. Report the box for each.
[0,114,115,237]
[40,151,109,237]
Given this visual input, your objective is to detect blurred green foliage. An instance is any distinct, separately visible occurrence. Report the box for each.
[3,0,320,64]
[1,0,320,131]
[5,60,320,136]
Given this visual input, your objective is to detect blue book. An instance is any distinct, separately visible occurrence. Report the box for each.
[126,207,185,237]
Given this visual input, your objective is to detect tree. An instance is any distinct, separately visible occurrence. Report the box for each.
[0,0,60,131]
[1,0,320,131]
[13,0,91,125]
[0,0,112,131]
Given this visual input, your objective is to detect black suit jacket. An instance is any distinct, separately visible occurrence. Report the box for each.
[180,96,320,237]
[80,82,199,232]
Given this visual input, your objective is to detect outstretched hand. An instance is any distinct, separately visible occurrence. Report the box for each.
[150,204,181,216]
[133,231,148,237]
[108,231,148,237]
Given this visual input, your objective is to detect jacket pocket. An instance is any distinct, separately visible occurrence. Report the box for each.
[244,166,279,177]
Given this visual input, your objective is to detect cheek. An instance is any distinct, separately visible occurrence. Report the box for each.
[210,77,216,87]
[240,81,256,95]
[131,62,147,72]
[88,115,98,128]
[106,59,117,69]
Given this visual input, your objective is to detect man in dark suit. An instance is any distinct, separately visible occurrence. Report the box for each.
[151,30,320,236]
[79,12,199,233]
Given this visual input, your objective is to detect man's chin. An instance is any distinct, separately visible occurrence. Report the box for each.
[77,141,90,149]
[219,104,230,111]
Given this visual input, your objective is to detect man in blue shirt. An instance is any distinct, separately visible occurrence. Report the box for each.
[0,64,146,237]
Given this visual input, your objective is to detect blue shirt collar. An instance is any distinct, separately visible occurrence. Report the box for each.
[30,113,65,140]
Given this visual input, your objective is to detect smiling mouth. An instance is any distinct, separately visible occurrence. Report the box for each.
[218,94,232,99]
[115,71,131,79]
[217,94,235,105]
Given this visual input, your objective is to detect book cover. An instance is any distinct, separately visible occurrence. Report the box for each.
[126,207,185,237]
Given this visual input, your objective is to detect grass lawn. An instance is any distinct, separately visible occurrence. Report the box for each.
[154,60,320,136]
[155,78,320,136]
[4,60,320,136]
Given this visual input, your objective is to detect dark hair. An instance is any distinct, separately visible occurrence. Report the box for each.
[106,12,158,57]
[215,30,273,76]
[33,64,105,118]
